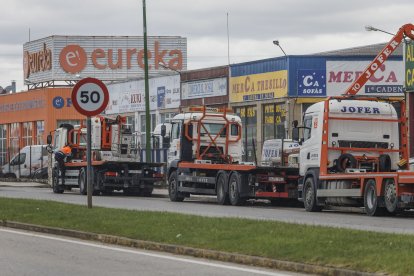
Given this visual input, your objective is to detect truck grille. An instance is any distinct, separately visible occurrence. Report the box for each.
[337,140,388,149]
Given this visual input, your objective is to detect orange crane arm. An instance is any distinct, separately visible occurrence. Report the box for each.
[345,23,414,96]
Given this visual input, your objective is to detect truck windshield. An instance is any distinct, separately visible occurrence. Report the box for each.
[303,116,312,141]
[171,122,181,140]
[200,123,226,137]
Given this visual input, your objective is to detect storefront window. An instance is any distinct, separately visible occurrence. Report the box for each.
[57,120,81,128]
[0,125,7,165]
[22,122,33,147]
[263,103,286,141]
[36,121,45,145]
[10,123,20,157]
[234,106,257,162]
[160,112,177,123]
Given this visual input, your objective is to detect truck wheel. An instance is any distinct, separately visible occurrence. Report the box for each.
[52,168,64,194]
[304,176,322,212]
[384,179,399,214]
[364,179,384,216]
[79,168,87,195]
[336,153,357,172]
[216,173,229,205]
[229,172,246,206]
[168,171,184,202]
[379,154,391,172]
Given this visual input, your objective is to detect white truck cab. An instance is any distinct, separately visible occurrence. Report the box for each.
[299,99,399,176]
[168,111,243,166]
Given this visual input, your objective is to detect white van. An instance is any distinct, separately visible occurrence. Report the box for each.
[1,145,49,178]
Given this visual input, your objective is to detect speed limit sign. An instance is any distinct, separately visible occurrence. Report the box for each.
[71,77,109,116]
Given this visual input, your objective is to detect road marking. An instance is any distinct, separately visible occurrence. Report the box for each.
[0,228,293,276]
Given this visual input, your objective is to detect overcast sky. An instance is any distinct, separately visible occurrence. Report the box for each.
[1,0,414,91]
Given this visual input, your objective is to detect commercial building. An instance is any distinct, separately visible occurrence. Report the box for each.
[229,44,404,162]
[0,87,84,164]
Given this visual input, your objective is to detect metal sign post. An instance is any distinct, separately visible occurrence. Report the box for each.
[86,116,92,208]
[71,77,109,208]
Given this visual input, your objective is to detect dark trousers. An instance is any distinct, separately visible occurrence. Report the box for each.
[55,151,66,180]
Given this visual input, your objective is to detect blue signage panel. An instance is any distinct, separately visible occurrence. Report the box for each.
[297,69,326,97]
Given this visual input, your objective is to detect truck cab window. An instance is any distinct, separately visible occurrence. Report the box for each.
[303,116,312,141]
[171,122,181,140]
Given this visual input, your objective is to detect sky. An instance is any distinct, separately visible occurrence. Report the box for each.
[1,0,414,92]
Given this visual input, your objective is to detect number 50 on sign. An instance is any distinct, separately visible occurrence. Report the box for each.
[71,77,109,116]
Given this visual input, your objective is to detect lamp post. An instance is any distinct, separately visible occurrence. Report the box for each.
[364,25,395,36]
[273,40,287,56]
[159,62,183,109]
[273,40,289,164]
[142,0,151,163]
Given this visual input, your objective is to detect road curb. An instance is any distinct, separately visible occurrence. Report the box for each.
[0,220,382,276]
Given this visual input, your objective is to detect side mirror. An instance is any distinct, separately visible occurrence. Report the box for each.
[292,128,300,142]
[47,134,52,145]
[161,124,166,137]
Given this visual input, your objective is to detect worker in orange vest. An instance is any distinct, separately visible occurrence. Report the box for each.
[54,144,72,183]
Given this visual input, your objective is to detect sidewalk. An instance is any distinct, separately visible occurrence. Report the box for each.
[0,179,169,197]
[0,179,49,188]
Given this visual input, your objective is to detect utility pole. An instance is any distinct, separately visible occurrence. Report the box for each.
[142,0,151,162]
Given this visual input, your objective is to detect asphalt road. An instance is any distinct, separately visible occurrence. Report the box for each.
[1,185,414,234]
[0,227,302,276]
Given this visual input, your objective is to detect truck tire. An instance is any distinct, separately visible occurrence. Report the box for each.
[216,172,229,205]
[79,168,87,195]
[228,172,246,206]
[304,176,322,212]
[384,178,399,214]
[379,154,391,172]
[52,168,64,194]
[336,153,357,172]
[364,179,384,216]
[168,171,184,202]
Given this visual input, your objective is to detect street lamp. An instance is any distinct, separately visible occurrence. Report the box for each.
[272,40,290,142]
[364,25,395,36]
[273,40,287,56]
[158,62,183,110]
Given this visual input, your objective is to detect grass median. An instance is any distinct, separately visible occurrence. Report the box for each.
[0,197,412,275]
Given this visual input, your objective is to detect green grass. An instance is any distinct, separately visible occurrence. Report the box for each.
[0,197,412,275]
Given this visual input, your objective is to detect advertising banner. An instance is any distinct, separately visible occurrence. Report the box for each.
[405,42,414,92]
[297,69,326,97]
[326,60,404,96]
[23,36,187,84]
[229,70,287,103]
[181,77,227,99]
[105,75,180,114]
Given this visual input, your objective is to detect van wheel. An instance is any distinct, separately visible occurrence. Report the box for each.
[384,179,399,214]
[79,168,87,195]
[304,176,322,212]
[4,173,16,179]
[364,179,384,216]
[229,172,246,206]
[216,172,229,205]
[168,171,184,202]
[52,169,64,194]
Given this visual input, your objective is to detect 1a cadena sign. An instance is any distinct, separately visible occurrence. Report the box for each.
[23,35,187,84]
